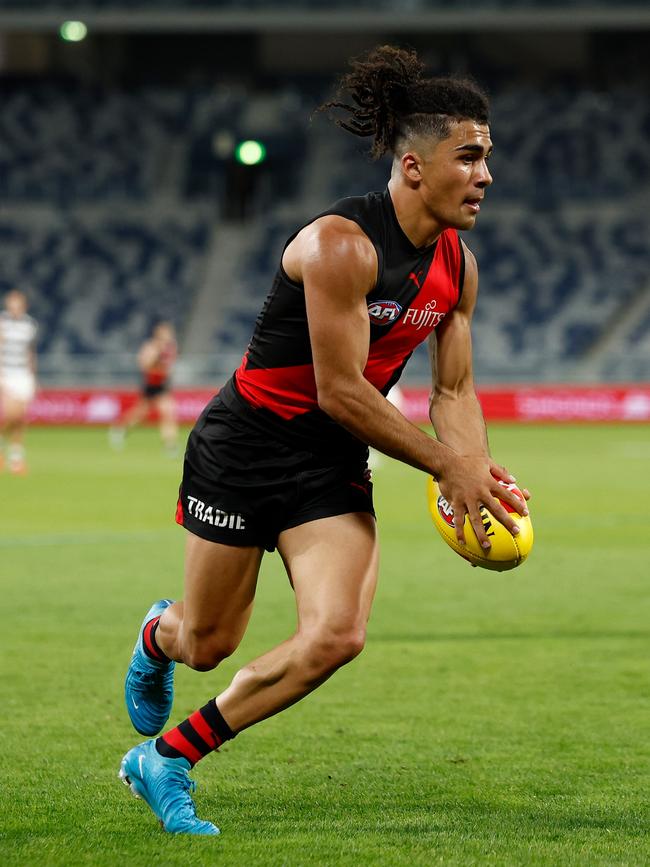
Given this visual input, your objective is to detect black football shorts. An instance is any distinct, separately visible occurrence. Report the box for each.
[175,393,375,551]
[143,381,169,399]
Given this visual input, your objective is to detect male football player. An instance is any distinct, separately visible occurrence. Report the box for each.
[120,46,529,835]
[0,289,38,474]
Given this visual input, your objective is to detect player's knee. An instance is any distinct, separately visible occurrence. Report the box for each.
[183,629,239,672]
[302,626,366,677]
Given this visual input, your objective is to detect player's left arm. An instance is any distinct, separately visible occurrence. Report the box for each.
[428,241,524,491]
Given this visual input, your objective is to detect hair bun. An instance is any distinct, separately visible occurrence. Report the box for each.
[320,45,488,160]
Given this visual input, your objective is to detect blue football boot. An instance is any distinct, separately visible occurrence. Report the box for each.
[119,740,220,835]
[125,599,176,736]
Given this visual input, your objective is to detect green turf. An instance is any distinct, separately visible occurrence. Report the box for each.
[1,424,648,866]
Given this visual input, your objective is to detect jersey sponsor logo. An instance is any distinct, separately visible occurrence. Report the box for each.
[403,300,446,331]
[367,300,402,326]
[186,495,246,529]
[437,494,455,527]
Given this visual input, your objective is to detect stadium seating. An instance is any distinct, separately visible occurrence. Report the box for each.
[3,79,646,206]
[469,212,649,379]
[0,80,307,380]
[489,86,650,204]
[0,81,226,203]
[216,81,650,382]
[0,210,210,357]
[1,73,647,383]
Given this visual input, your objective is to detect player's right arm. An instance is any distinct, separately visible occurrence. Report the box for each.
[283,216,524,547]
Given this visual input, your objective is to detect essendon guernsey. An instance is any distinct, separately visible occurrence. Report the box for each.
[219,189,465,463]
[145,341,177,388]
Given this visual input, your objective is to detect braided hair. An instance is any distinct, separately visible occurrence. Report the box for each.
[321,45,489,160]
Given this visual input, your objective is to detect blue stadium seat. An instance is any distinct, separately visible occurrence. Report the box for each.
[0,75,647,382]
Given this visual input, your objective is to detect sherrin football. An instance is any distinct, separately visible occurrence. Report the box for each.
[427,476,534,571]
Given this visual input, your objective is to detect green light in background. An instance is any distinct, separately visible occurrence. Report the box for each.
[60,21,88,42]
[235,140,267,166]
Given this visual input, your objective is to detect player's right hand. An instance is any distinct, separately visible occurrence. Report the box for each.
[436,454,528,550]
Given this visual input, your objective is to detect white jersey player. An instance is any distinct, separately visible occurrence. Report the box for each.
[0,290,38,474]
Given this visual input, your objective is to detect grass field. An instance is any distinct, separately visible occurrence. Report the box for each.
[1,423,649,866]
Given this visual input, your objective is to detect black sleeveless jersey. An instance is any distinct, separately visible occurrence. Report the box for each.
[219,188,465,465]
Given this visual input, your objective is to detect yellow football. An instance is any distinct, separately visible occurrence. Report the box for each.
[426,476,534,571]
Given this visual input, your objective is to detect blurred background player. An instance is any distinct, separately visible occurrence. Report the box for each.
[0,289,38,475]
[110,321,179,454]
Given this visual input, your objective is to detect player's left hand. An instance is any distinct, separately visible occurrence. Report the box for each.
[488,459,531,501]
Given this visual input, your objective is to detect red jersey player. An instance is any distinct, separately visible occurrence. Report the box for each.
[110,321,179,454]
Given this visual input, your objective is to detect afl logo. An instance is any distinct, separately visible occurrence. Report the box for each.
[437,494,455,528]
[367,300,402,326]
